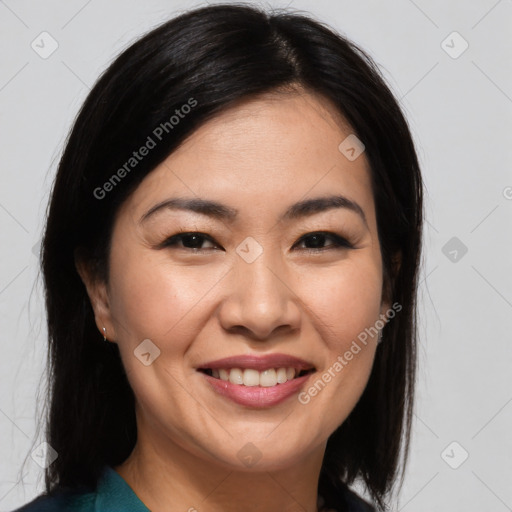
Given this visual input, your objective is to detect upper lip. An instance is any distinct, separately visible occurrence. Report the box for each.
[196,353,315,372]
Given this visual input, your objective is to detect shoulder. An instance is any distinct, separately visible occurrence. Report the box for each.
[11,490,95,512]
[11,465,150,512]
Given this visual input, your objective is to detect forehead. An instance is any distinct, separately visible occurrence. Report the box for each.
[120,90,376,227]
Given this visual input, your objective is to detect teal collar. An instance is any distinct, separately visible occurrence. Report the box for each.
[95,466,150,511]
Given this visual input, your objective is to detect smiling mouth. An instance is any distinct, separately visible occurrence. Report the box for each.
[198,367,315,387]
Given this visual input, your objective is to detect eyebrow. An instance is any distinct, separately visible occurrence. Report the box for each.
[139,195,368,227]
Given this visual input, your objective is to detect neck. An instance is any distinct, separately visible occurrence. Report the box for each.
[114,420,325,512]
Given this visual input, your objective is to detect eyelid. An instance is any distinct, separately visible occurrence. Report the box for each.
[158,230,353,252]
[292,231,354,250]
[157,231,222,251]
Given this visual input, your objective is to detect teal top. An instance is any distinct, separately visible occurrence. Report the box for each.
[13,466,150,512]
[13,465,375,511]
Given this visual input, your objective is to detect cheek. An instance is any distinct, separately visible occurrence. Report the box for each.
[295,262,382,431]
[302,258,383,349]
[107,240,226,348]
[109,258,176,340]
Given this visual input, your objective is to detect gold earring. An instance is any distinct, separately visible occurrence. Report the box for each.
[102,327,107,342]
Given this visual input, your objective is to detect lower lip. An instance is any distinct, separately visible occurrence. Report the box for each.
[200,372,313,408]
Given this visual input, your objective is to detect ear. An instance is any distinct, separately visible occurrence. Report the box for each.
[75,252,118,343]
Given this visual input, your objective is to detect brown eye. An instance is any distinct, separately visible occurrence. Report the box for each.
[294,232,353,251]
[162,232,220,251]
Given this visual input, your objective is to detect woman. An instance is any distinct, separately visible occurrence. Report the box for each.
[15,3,423,511]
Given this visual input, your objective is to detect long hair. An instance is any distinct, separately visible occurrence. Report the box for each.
[39,4,423,509]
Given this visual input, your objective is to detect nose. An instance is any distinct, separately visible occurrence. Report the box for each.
[218,253,301,341]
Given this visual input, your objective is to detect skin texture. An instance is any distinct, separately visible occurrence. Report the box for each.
[77,89,390,512]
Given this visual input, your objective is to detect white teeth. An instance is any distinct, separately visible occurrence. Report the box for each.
[260,369,277,387]
[242,369,259,387]
[229,368,244,385]
[210,367,305,387]
[276,368,288,384]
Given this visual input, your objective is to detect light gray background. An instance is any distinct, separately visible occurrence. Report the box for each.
[1,0,511,510]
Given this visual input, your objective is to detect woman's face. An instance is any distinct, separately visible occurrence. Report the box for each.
[96,91,389,470]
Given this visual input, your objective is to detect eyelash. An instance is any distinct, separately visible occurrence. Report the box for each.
[160,231,354,253]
